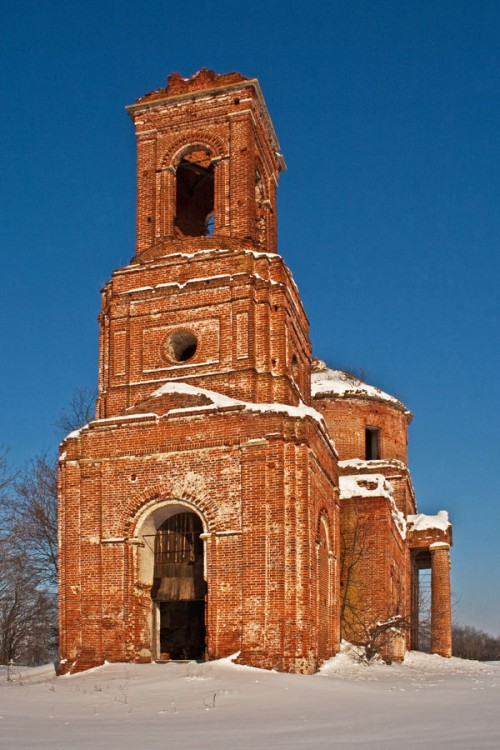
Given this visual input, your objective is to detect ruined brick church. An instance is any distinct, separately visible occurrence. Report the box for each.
[58,69,453,674]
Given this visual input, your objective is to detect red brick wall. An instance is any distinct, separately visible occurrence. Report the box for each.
[59,408,338,673]
[97,248,312,416]
[314,395,410,464]
[339,494,409,661]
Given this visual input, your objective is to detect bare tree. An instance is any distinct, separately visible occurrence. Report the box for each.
[0,388,94,666]
[0,448,13,496]
[5,455,59,589]
[0,452,57,665]
[416,568,432,652]
[339,508,366,630]
[0,448,15,539]
[340,506,409,662]
[452,624,500,661]
[0,543,57,665]
[55,385,97,438]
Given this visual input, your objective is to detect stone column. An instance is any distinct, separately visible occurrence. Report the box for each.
[430,542,452,657]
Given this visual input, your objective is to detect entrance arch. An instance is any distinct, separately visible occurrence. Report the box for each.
[135,500,207,661]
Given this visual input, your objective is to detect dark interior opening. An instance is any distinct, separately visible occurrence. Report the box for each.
[158,601,206,660]
[152,512,206,660]
[165,330,198,363]
[175,150,214,237]
[365,426,381,460]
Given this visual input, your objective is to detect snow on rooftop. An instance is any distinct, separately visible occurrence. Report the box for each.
[311,359,408,410]
[60,382,337,454]
[151,382,336,452]
[407,510,450,532]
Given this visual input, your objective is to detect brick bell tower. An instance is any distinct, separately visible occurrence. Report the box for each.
[58,70,339,674]
[97,68,310,416]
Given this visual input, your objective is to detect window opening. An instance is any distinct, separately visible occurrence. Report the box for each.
[175,149,214,237]
[365,426,380,460]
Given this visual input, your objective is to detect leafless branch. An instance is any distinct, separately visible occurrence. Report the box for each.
[55,386,97,438]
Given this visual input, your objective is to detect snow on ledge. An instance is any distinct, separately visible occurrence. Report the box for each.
[407,510,450,533]
[66,428,82,439]
[339,474,406,538]
[339,473,393,500]
[145,246,280,263]
[338,458,407,471]
[125,271,285,296]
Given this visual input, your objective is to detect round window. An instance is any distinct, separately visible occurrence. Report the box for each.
[164,330,198,363]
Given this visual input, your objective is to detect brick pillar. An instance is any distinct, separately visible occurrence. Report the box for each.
[430,542,452,657]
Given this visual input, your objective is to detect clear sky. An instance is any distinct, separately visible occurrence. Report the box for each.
[1,0,499,635]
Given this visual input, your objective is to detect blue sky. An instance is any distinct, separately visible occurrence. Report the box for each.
[1,1,499,635]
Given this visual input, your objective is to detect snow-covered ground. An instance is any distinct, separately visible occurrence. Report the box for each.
[1,649,499,749]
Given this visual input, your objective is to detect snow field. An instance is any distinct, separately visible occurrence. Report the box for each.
[1,651,499,749]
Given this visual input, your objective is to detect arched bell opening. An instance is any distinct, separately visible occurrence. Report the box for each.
[174,148,214,237]
[135,502,208,662]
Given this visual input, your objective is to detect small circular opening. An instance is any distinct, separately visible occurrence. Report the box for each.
[165,330,198,363]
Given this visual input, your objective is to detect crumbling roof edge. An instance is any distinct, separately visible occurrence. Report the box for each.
[126,78,285,169]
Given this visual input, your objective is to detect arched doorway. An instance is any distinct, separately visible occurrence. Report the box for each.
[151,511,206,660]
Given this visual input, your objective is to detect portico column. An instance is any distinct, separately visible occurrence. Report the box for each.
[430,542,452,657]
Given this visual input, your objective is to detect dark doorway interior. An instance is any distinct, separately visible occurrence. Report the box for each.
[159,600,206,660]
[152,511,206,660]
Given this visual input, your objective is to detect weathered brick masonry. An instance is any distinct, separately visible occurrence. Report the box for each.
[58,69,452,674]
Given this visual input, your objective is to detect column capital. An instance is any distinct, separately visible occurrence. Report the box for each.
[429,542,450,551]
